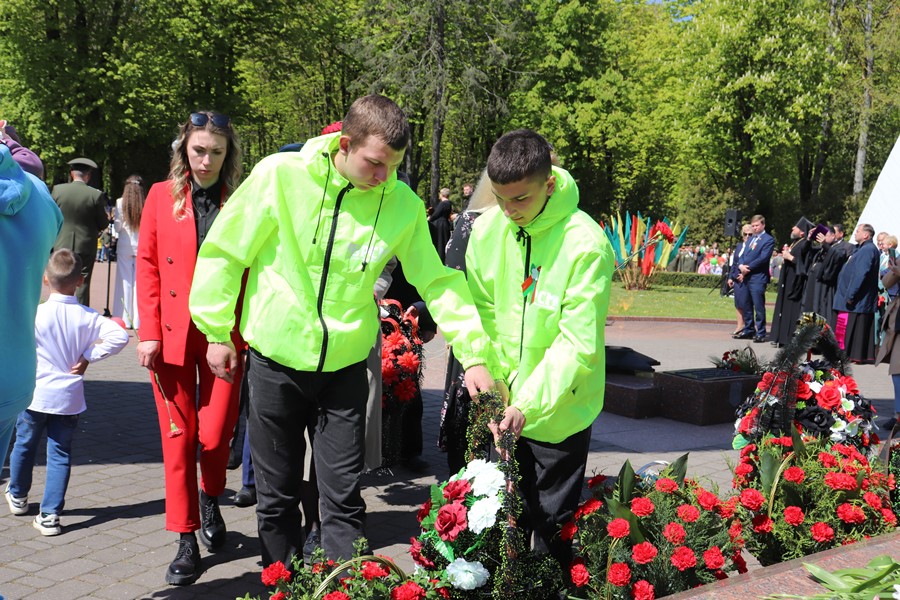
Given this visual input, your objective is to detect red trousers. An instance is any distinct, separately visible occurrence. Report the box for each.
[150,323,241,533]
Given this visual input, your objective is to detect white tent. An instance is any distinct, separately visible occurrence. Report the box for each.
[856,135,900,236]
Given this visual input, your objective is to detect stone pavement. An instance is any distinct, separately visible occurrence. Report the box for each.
[1,262,892,599]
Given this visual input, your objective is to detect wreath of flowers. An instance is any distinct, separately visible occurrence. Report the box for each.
[380,299,425,413]
[732,313,878,459]
[565,454,743,600]
[410,390,562,599]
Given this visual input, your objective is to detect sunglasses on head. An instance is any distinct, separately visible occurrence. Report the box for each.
[190,112,231,128]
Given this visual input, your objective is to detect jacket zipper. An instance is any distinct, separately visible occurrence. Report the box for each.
[315,182,353,372]
[510,226,531,389]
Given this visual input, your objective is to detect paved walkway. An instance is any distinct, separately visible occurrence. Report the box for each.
[1,262,892,599]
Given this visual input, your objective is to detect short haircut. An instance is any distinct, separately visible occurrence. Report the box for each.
[46,249,83,289]
[750,214,765,225]
[342,95,410,151]
[885,234,898,248]
[833,223,845,235]
[860,223,876,239]
[487,129,553,185]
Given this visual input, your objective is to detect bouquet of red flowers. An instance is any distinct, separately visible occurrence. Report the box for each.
[730,431,897,566]
[710,346,762,375]
[566,455,743,600]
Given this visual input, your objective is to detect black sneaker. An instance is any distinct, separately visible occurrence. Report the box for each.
[166,535,201,585]
[198,490,226,550]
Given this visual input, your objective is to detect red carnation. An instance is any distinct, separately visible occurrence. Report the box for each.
[817,381,842,410]
[734,462,753,477]
[670,546,697,571]
[729,519,744,541]
[698,491,720,511]
[570,558,589,587]
[272,593,286,600]
[882,508,898,526]
[391,582,426,600]
[561,520,577,541]
[703,546,725,570]
[654,221,675,244]
[417,499,432,523]
[752,514,773,533]
[261,561,291,586]
[360,561,390,580]
[783,506,805,526]
[575,497,603,519]
[783,466,806,484]
[607,518,630,538]
[434,501,467,541]
[740,443,757,458]
[323,593,351,600]
[443,479,471,502]
[836,503,865,524]
[677,504,700,523]
[818,452,839,468]
[632,541,658,564]
[409,537,435,568]
[632,580,655,600]
[631,497,655,517]
[587,474,608,489]
[663,522,686,544]
[739,488,765,511]
[607,562,631,587]
[394,378,419,402]
[824,472,858,491]
[863,492,883,510]
[655,478,678,493]
[718,497,739,519]
[811,522,835,543]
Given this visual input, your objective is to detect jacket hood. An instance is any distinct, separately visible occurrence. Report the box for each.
[508,165,579,237]
[0,144,32,217]
[299,132,400,194]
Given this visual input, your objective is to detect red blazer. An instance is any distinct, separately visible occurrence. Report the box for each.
[137,181,242,366]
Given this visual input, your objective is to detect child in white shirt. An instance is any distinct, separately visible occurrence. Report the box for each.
[4,249,128,535]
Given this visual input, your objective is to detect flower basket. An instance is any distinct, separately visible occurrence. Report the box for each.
[566,454,743,599]
[409,391,563,599]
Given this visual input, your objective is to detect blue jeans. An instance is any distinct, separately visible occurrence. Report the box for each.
[8,410,79,515]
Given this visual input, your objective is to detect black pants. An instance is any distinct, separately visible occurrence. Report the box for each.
[515,426,592,569]
[247,349,368,566]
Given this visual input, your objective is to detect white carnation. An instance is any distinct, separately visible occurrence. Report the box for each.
[472,466,505,497]
[446,558,489,590]
[468,495,502,534]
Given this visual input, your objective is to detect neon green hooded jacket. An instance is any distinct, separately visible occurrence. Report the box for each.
[189,132,499,375]
[465,166,614,443]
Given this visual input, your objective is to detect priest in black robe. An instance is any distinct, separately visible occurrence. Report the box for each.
[770,217,815,346]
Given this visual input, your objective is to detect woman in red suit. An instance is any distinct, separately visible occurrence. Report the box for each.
[136,112,243,586]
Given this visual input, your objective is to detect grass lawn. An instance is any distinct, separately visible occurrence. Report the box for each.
[608,284,777,321]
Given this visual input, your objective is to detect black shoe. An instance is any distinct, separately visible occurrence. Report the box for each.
[198,490,226,550]
[226,455,241,470]
[303,527,321,563]
[232,486,256,508]
[166,535,201,586]
[732,332,754,340]
[881,417,897,431]
[753,336,766,343]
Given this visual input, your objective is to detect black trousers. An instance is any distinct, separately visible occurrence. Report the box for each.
[247,349,368,566]
[515,425,592,568]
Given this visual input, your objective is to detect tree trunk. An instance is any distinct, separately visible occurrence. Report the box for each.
[852,0,874,195]
[428,0,447,209]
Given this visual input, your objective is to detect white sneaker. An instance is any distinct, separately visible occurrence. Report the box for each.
[5,489,27,516]
[33,513,61,536]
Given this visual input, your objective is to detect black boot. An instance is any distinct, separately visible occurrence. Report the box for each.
[198,490,226,550]
[166,533,201,585]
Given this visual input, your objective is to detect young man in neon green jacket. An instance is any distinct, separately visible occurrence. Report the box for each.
[466,129,614,568]
[188,95,500,566]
